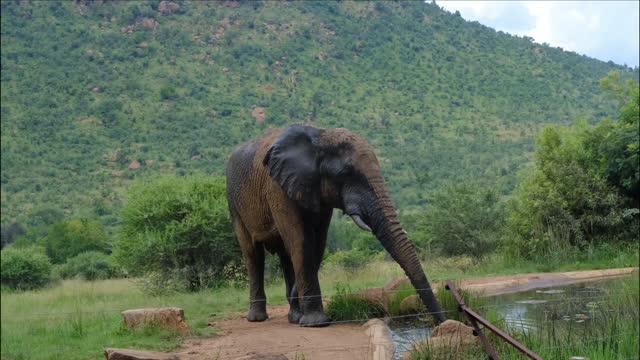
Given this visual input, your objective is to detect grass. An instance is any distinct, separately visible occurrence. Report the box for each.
[325,283,386,322]
[1,249,638,359]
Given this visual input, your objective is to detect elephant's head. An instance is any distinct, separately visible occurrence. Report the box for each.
[263,125,445,323]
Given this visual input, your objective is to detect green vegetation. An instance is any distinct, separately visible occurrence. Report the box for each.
[55,251,121,281]
[0,1,637,358]
[326,284,386,322]
[505,72,639,260]
[42,218,110,264]
[114,176,239,291]
[1,1,637,227]
[417,183,504,257]
[1,246,53,290]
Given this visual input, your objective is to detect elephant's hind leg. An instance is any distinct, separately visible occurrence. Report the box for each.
[235,221,268,322]
[278,250,302,324]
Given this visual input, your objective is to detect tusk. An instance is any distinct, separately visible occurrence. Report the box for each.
[350,214,372,232]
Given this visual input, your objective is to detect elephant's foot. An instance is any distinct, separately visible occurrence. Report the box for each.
[246,307,268,322]
[288,307,303,324]
[299,311,330,327]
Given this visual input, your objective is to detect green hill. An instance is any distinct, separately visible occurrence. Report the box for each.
[1,0,636,226]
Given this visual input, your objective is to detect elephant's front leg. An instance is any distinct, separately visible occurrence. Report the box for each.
[292,219,331,327]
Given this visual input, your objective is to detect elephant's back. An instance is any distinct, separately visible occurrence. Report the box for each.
[226,129,282,214]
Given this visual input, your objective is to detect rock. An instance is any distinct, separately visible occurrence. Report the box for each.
[431,319,475,338]
[145,159,154,167]
[356,287,387,310]
[234,353,288,360]
[251,106,266,122]
[158,1,180,15]
[191,155,201,161]
[399,294,425,314]
[383,276,410,293]
[104,348,180,360]
[137,17,159,31]
[121,307,189,334]
[404,320,480,359]
[128,161,141,170]
[223,67,230,72]
[136,42,148,49]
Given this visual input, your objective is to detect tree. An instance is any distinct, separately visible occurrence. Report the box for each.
[42,218,110,264]
[113,176,239,290]
[420,183,504,257]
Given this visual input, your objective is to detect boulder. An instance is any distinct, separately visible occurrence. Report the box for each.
[356,287,387,310]
[404,320,480,359]
[121,307,189,334]
[158,1,180,15]
[128,161,141,170]
[399,294,425,314]
[104,348,180,360]
[251,106,266,122]
[137,17,159,31]
[383,276,410,293]
[145,159,154,167]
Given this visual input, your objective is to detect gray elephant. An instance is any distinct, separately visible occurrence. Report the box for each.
[226,125,445,327]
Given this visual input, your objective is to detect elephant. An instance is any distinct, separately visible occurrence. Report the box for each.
[226,124,445,327]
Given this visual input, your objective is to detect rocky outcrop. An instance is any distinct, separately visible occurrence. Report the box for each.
[158,1,180,15]
[251,106,266,122]
[121,307,189,334]
[128,161,141,170]
[104,348,180,360]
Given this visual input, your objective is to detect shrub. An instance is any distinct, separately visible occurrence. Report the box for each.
[325,249,373,272]
[57,251,121,281]
[1,246,53,290]
[113,176,240,291]
[42,218,110,264]
[421,183,504,257]
[326,284,386,321]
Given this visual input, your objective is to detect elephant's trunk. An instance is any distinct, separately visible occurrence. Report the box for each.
[365,179,446,324]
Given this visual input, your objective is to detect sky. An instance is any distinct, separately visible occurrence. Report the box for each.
[438,1,640,68]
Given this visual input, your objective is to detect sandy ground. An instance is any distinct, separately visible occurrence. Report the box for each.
[177,305,374,360]
[175,267,637,360]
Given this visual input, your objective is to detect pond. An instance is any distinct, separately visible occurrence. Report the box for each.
[388,278,622,359]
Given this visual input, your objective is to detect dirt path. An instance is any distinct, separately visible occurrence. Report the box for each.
[177,305,374,360]
[176,267,637,360]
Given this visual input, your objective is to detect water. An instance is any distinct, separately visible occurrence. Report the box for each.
[387,279,617,359]
[489,281,610,333]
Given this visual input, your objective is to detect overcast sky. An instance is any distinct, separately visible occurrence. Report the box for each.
[438,1,640,68]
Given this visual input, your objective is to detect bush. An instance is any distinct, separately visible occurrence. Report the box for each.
[1,246,53,290]
[421,183,504,257]
[42,218,110,264]
[326,284,386,321]
[325,249,373,272]
[57,251,121,281]
[113,176,240,291]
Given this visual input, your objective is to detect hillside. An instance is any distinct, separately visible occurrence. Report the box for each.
[1,0,636,226]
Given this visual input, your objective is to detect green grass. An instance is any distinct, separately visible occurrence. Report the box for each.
[325,284,386,322]
[1,250,638,359]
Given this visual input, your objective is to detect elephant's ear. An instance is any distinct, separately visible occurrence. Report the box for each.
[263,125,324,211]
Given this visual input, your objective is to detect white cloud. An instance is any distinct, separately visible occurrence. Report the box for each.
[439,1,639,67]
